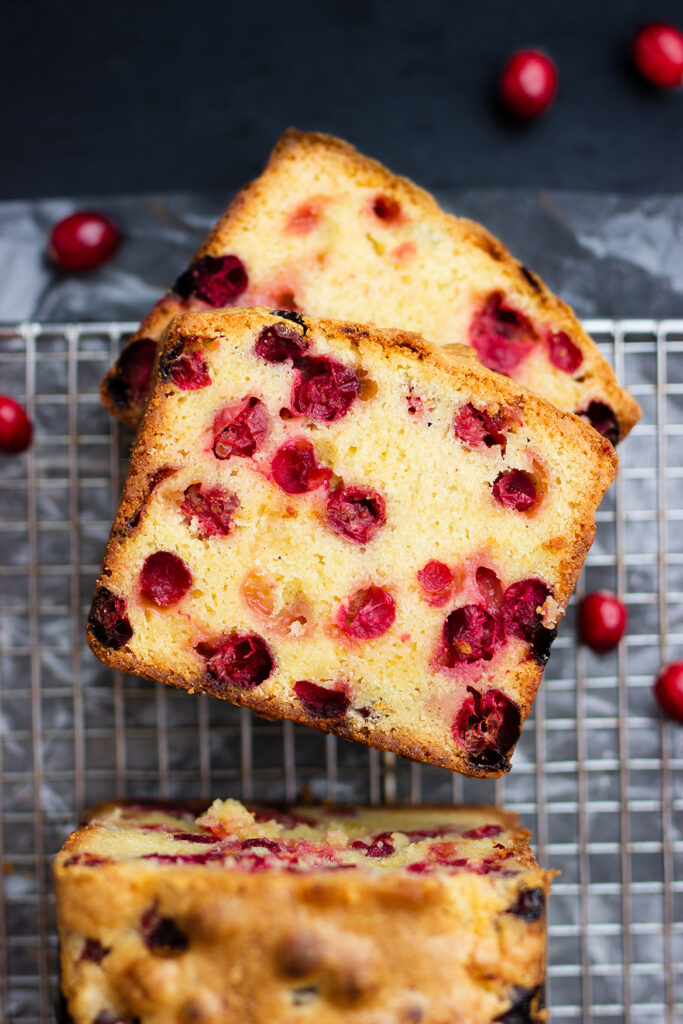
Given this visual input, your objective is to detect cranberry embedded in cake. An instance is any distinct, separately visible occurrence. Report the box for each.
[453,688,522,770]
[326,485,386,544]
[88,587,133,650]
[160,340,212,390]
[294,680,350,718]
[197,633,274,690]
[453,403,509,452]
[89,309,617,777]
[441,605,504,665]
[547,331,582,375]
[469,293,536,376]
[172,254,248,306]
[337,586,396,640]
[213,397,270,459]
[578,400,619,447]
[104,337,157,410]
[417,561,456,606]
[271,439,331,493]
[140,552,192,607]
[255,321,308,363]
[492,469,538,512]
[371,194,402,223]
[291,356,360,421]
[180,484,239,538]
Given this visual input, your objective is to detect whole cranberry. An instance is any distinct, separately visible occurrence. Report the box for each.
[633,23,683,88]
[49,211,121,272]
[577,591,627,654]
[654,663,683,724]
[500,49,558,118]
[0,395,32,454]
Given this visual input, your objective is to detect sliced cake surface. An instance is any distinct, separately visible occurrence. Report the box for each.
[55,799,553,1024]
[88,308,616,776]
[101,128,640,441]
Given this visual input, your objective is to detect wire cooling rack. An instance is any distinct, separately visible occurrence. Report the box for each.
[1,319,682,1024]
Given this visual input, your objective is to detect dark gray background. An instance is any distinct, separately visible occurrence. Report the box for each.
[1,0,682,200]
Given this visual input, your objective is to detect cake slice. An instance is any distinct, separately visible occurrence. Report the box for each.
[100,129,639,442]
[55,799,554,1024]
[88,308,616,776]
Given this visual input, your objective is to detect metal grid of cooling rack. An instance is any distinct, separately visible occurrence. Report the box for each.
[1,319,682,1024]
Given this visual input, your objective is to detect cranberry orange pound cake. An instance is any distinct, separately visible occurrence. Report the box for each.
[87,308,617,776]
[55,799,553,1024]
[100,128,640,442]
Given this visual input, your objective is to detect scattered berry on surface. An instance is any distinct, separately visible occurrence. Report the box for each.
[49,211,121,272]
[500,49,558,118]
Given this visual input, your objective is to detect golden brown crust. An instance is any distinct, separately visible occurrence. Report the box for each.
[89,308,616,778]
[100,128,640,441]
[55,800,553,1024]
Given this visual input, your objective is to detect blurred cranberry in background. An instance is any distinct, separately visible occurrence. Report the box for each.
[49,211,121,271]
[633,23,683,88]
[577,591,627,654]
[0,395,33,454]
[653,662,683,723]
[500,49,558,118]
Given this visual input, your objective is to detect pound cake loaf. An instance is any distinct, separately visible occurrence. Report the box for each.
[100,128,640,442]
[87,308,616,776]
[55,799,553,1024]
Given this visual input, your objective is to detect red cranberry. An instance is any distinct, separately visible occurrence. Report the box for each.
[287,199,325,234]
[578,401,619,446]
[140,551,192,606]
[462,824,503,840]
[198,633,274,689]
[294,680,350,718]
[172,254,248,306]
[105,338,157,409]
[503,578,550,641]
[442,605,503,664]
[633,23,683,88]
[476,566,504,609]
[577,591,627,654]
[453,403,507,451]
[126,466,176,532]
[453,687,521,770]
[49,211,121,272]
[140,906,188,955]
[547,331,582,374]
[88,587,133,649]
[509,888,546,921]
[338,586,396,640]
[213,397,270,459]
[180,484,239,537]
[271,439,330,494]
[492,469,537,512]
[254,321,308,363]
[654,662,683,724]
[0,395,32,454]
[417,560,455,606]
[351,832,395,857]
[500,49,558,118]
[80,938,107,963]
[469,293,536,375]
[372,194,402,223]
[159,340,211,390]
[291,356,360,421]
[326,485,386,544]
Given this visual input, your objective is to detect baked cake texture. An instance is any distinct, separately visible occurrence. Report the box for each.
[100,128,640,442]
[55,799,553,1024]
[87,308,617,776]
